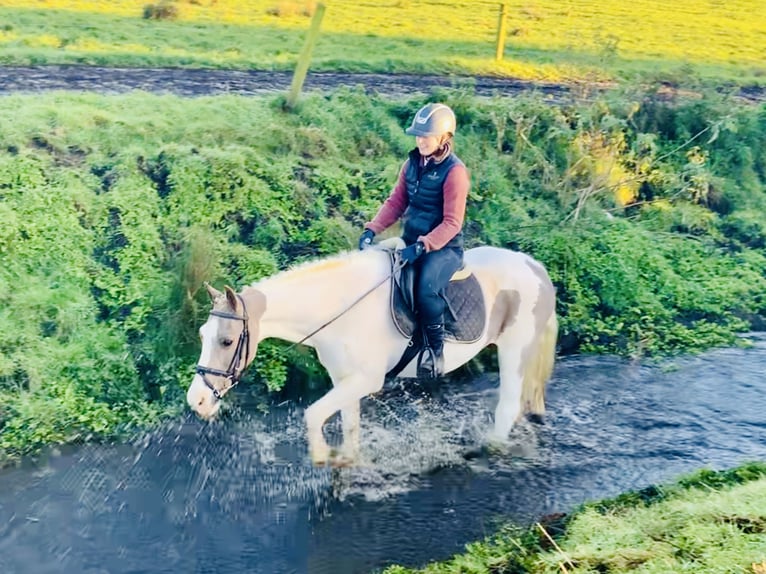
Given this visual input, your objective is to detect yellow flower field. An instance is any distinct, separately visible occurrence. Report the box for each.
[1,1,764,84]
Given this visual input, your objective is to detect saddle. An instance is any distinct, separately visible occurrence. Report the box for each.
[384,247,486,378]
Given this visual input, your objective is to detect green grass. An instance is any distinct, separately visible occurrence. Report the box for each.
[0,0,764,85]
[384,463,766,573]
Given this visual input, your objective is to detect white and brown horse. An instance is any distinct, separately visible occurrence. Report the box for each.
[187,243,558,466]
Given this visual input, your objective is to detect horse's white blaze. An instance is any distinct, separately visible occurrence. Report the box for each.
[189,246,558,465]
[186,317,223,418]
[199,318,219,364]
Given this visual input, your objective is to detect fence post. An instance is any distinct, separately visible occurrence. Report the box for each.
[286,2,326,110]
[495,3,508,61]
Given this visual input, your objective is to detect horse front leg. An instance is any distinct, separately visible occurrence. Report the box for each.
[304,388,340,465]
[303,373,380,466]
[340,401,361,463]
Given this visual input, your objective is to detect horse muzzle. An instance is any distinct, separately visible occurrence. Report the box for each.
[187,374,223,419]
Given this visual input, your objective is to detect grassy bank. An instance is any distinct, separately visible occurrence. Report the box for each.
[383,462,766,573]
[0,0,764,85]
[0,85,765,463]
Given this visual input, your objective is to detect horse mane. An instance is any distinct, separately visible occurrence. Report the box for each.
[249,248,374,288]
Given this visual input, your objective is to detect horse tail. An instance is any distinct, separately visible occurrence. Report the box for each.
[521,310,558,417]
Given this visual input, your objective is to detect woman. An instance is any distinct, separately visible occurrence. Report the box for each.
[358,102,470,378]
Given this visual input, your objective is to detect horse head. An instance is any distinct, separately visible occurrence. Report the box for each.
[187,282,264,419]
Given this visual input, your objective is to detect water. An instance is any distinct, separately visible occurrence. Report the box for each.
[1,333,765,574]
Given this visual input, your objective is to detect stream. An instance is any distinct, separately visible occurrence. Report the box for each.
[1,333,765,574]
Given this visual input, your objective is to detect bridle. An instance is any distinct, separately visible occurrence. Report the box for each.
[195,294,250,401]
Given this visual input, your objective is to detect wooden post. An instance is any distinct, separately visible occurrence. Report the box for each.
[286,2,326,109]
[495,3,508,61]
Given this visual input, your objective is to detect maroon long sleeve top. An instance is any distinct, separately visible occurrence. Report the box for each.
[365,158,470,252]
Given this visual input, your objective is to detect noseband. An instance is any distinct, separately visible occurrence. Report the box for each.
[195,294,250,401]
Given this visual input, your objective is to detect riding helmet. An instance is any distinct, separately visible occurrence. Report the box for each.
[405,103,456,138]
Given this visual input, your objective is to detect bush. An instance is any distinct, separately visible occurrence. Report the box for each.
[1,86,765,462]
[142,1,178,20]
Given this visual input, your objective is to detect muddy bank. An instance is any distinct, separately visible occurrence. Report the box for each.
[3,64,761,103]
[0,64,573,99]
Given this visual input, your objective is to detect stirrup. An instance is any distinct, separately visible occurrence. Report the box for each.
[417,347,444,379]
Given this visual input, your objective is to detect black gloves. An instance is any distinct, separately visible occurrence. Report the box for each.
[358,229,375,250]
[400,241,425,264]
[359,232,425,263]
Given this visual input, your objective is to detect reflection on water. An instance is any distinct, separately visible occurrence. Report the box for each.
[1,334,765,574]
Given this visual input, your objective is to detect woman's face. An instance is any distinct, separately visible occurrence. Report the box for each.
[415,134,441,156]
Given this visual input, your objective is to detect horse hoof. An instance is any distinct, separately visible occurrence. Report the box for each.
[463,441,506,460]
[310,449,355,468]
[309,446,332,467]
[330,456,354,468]
[462,446,486,461]
[329,449,355,468]
[484,436,511,456]
[526,412,545,425]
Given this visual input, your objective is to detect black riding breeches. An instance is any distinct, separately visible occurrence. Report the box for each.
[413,246,464,325]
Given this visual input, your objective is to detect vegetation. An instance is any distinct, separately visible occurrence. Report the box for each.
[0,0,764,85]
[0,85,764,464]
[382,462,766,573]
[0,4,763,574]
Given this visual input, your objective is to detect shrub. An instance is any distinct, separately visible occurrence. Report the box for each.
[142,1,178,20]
[2,86,766,462]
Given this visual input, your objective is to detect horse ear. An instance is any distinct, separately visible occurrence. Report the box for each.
[224,285,238,311]
[204,281,222,301]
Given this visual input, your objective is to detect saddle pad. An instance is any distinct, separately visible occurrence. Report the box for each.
[390,261,486,343]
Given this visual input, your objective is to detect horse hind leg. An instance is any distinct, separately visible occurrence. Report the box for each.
[490,335,525,441]
[491,311,557,440]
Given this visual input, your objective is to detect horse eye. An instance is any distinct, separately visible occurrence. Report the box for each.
[221,338,233,347]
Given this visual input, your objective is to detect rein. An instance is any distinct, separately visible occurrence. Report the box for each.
[195,293,250,400]
[286,255,407,351]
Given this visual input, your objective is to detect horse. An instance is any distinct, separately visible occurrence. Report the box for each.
[187,242,558,466]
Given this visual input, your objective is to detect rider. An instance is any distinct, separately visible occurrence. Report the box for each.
[358,102,470,378]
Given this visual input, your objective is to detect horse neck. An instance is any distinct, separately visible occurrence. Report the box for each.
[252,251,390,345]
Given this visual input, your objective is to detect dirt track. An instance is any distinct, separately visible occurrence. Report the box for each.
[0,65,574,99]
[0,65,762,103]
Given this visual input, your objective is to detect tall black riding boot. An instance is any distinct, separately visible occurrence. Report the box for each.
[418,323,445,379]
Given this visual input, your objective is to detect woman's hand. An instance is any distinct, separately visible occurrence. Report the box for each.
[358,229,375,250]
[399,241,425,264]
